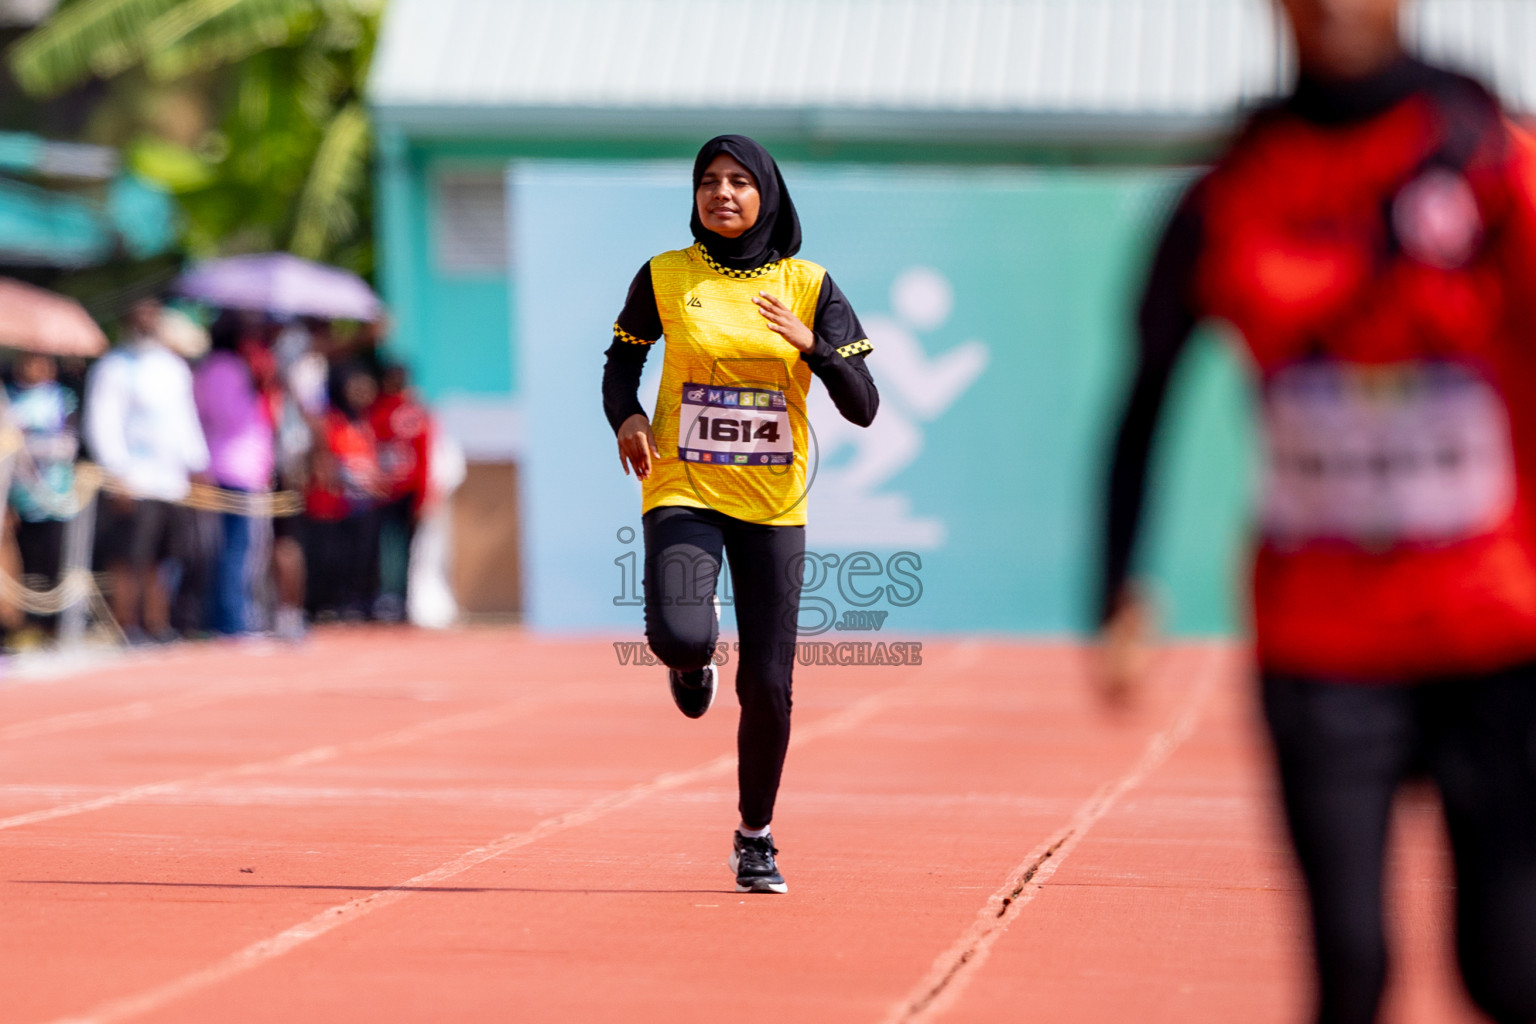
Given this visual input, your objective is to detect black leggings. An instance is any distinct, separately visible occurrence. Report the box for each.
[1263,668,1536,1024]
[643,505,804,830]
[303,510,382,618]
[15,518,64,631]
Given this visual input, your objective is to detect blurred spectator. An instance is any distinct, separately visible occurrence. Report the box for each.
[305,317,343,371]
[353,318,390,377]
[85,297,210,644]
[304,361,382,620]
[407,419,465,630]
[273,318,330,478]
[158,306,220,637]
[193,313,275,636]
[368,362,431,622]
[157,307,212,362]
[269,316,331,639]
[6,353,79,637]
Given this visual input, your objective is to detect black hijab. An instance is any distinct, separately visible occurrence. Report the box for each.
[689,135,802,271]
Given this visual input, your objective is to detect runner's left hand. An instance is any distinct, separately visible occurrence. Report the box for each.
[754,292,815,353]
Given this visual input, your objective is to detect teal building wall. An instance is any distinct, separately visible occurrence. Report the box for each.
[376,130,516,403]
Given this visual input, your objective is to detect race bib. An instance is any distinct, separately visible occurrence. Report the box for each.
[677,382,794,467]
[1260,361,1515,545]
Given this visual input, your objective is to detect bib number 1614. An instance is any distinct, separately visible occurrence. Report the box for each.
[694,417,780,444]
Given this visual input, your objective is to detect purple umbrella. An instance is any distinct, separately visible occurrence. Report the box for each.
[175,252,382,321]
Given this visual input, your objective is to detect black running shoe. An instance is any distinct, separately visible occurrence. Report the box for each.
[729,831,788,894]
[668,663,716,719]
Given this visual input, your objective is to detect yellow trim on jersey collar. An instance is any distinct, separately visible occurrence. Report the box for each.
[836,339,873,359]
[613,322,656,345]
[695,243,782,280]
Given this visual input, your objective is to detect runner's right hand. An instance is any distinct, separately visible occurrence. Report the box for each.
[617,413,659,480]
[1094,585,1155,709]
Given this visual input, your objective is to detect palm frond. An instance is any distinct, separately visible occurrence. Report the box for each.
[292,42,343,123]
[7,0,182,96]
[288,100,368,261]
[143,0,318,81]
[316,0,383,20]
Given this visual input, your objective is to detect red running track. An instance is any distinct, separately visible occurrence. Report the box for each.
[0,630,1481,1023]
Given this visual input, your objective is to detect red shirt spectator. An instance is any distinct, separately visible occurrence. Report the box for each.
[369,385,432,515]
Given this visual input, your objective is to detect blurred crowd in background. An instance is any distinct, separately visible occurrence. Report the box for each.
[1,296,452,651]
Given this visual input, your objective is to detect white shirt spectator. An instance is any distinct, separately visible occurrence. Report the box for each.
[86,336,211,502]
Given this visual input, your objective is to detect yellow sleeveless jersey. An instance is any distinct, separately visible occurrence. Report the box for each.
[622,244,824,526]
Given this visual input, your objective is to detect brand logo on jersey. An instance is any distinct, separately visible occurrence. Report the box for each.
[733,454,749,464]
[1392,168,1483,270]
[686,296,703,308]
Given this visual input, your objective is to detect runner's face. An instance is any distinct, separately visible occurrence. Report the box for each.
[696,154,761,239]
[1278,0,1402,78]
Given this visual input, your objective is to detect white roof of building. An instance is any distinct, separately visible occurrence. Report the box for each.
[370,0,1536,141]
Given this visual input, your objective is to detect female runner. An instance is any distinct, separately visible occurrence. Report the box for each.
[602,135,878,893]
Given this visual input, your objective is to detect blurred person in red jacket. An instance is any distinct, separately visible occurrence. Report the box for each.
[367,361,431,622]
[303,361,383,621]
[1099,1,1536,1021]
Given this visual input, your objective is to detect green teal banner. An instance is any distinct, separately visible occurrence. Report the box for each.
[513,162,1252,636]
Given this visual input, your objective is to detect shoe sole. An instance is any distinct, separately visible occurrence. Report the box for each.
[692,679,717,717]
[672,685,715,719]
[672,666,717,719]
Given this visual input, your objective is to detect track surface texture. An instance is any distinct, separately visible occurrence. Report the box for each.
[0,630,1482,1023]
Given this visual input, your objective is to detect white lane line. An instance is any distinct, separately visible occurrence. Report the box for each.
[0,644,428,743]
[0,690,243,744]
[0,700,545,833]
[43,658,960,1024]
[882,646,1228,1024]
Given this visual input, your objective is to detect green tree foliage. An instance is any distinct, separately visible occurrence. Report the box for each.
[8,0,380,275]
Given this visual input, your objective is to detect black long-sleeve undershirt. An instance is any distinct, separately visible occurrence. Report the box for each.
[1099,194,1203,625]
[602,341,651,432]
[601,265,879,433]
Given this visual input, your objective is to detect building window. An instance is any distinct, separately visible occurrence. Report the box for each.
[433,170,509,275]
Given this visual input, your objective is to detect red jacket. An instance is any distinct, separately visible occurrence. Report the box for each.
[1201,76,1536,678]
[369,392,432,514]
[306,411,380,522]
[1109,59,1536,680]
